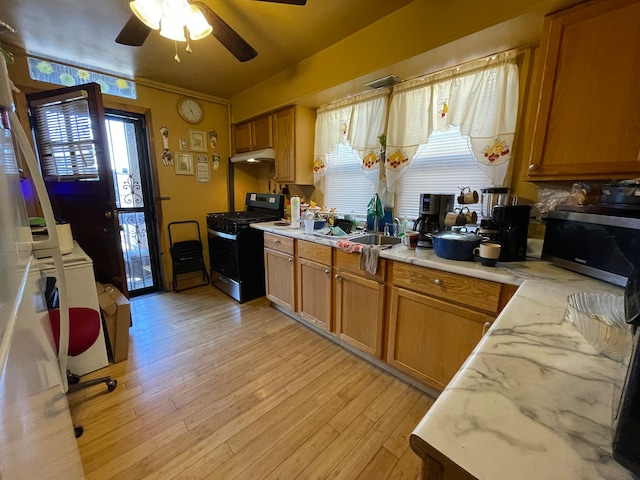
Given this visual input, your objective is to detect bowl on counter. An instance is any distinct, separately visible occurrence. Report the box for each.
[564,292,632,361]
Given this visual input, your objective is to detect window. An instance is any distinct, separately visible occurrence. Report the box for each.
[30,92,100,181]
[27,57,137,99]
[395,126,495,220]
[322,143,376,217]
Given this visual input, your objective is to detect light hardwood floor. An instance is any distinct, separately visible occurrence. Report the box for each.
[68,286,434,479]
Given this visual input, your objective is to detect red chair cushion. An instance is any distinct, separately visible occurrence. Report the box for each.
[49,307,101,357]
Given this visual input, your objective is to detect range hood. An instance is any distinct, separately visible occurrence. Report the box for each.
[230,148,275,163]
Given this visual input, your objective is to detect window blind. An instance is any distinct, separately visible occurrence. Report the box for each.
[323,143,377,216]
[31,93,99,181]
[395,126,491,220]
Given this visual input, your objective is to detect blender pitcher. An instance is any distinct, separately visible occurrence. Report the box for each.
[480,187,516,219]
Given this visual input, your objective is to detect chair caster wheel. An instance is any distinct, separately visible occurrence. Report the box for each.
[74,425,84,438]
[107,379,118,392]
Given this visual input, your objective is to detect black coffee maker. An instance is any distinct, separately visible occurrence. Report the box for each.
[493,205,531,261]
[413,193,454,248]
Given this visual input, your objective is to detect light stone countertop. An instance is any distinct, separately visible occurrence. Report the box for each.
[252,221,635,479]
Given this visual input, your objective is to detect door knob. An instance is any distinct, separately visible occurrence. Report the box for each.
[104,210,113,219]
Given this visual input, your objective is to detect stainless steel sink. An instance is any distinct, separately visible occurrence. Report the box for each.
[351,233,401,246]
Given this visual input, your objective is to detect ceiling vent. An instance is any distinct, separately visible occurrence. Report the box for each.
[364,74,402,90]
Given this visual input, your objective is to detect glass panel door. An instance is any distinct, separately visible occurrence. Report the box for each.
[105,111,160,295]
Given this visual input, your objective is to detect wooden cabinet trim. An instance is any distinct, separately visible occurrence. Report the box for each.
[391,262,501,314]
[333,249,386,282]
[298,240,332,264]
[264,232,295,255]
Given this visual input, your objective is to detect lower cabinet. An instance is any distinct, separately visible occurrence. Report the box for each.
[297,258,332,330]
[264,233,296,311]
[262,234,518,392]
[387,286,493,391]
[334,268,385,358]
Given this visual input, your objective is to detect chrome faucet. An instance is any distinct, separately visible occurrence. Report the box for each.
[393,217,400,237]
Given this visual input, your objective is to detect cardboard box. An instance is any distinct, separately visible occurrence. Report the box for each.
[96,282,131,363]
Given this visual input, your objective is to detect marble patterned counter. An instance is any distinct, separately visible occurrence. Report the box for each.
[252,221,635,479]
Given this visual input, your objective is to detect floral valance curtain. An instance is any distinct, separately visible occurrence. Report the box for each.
[385,50,520,192]
[313,89,389,192]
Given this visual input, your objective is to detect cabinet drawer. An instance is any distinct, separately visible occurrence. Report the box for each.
[392,262,501,313]
[264,232,294,255]
[333,249,386,282]
[298,240,331,264]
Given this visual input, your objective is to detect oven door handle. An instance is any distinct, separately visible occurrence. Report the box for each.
[207,228,237,240]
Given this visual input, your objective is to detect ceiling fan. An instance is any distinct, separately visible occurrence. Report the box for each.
[115,0,307,63]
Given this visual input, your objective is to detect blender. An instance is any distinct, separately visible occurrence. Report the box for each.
[479,187,512,241]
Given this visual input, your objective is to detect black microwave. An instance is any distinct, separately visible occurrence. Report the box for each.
[542,209,640,287]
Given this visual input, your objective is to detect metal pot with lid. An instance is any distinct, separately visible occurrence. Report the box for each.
[430,231,483,261]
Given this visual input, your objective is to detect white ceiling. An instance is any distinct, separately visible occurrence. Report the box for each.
[0,0,414,99]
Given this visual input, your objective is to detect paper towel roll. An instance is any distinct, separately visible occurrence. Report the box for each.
[291,196,300,228]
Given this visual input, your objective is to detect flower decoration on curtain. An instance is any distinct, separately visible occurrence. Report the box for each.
[313,89,389,192]
[385,50,520,192]
[386,150,409,169]
[481,137,511,164]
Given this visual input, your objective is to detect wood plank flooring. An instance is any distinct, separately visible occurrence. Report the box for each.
[68,286,434,479]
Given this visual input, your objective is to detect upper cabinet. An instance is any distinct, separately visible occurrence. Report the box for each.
[234,114,273,154]
[525,0,640,181]
[273,106,316,185]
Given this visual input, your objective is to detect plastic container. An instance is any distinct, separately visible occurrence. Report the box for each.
[564,292,632,360]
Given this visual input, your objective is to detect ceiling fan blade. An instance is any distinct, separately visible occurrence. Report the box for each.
[254,0,307,4]
[115,14,151,46]
[193,2,258,63]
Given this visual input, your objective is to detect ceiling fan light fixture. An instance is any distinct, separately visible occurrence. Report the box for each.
[160,16,187,42]
[130,0,162,30]
[186,5,213,40]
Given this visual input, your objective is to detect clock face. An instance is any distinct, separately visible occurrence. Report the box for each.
[178,98,203,124]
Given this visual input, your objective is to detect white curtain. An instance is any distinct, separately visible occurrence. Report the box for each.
[385,50,519,192]
[313,89,389,193]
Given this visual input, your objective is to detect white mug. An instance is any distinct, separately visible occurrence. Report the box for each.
[473,242,501,259]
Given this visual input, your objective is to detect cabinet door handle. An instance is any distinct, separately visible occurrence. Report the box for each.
[334,274,341,279]
[434,278,442,286]
[324,269,330,274]
[528,164,539,172]
[288,257,293,262]
[274,239,280,244]
[483,321,492,334]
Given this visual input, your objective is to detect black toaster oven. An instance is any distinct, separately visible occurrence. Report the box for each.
[542,209,640,287]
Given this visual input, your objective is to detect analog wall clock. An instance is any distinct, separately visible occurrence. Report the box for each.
[177,97,203,124]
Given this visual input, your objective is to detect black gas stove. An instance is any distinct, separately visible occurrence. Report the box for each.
[207,211,281,235]
[206,193,284,302]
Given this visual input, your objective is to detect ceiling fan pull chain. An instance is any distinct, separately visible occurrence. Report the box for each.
[174,41,181,63]
[186,36,192,54]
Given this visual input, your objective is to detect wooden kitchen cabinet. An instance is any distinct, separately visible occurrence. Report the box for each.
[526,0,640,181]
[387,262,516,391]
[388,286,493,391]
[297,241,333,332]
[234,114,273,153]
[333,250,386,358]
[273,106,315,185]
[263,232,296,311]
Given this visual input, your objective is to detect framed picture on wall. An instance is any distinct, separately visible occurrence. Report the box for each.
[189,129,207,152]
[174,152,193,175]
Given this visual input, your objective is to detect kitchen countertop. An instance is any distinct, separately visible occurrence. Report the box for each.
[252,221,634,479]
